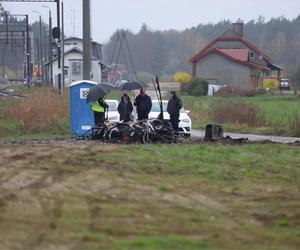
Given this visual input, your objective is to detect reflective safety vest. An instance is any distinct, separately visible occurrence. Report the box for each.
[92,100,105,112]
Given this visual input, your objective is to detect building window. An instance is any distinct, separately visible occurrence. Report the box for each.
[64,68,68,76]
[72,62,81,75]
[249,52,254,58]
[102,73,108,82]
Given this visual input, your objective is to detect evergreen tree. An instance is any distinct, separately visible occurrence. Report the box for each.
[104,16,300,80]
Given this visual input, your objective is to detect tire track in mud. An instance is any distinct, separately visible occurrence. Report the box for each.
[0,143,112,250]
[0,142,119,206]
[0,143,89,203]
[1,141,299,249]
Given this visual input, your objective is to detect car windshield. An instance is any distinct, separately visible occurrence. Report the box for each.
[107,101,117,111]
[151,101,185,113]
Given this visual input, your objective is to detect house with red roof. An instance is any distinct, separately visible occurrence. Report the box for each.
[189,23,283,88]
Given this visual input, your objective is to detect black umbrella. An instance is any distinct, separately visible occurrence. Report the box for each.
[119,81,146,91]
[87,82,116,102]
[98,82,116,92]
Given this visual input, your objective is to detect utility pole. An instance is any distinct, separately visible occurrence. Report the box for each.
[39,15,44,83]
[33,11,44,83]
[1,45,5,81]
[49,11,53,87]
[61,1,64,95]
[25,14,30,88]
[56,0,62,93]
[83,0,91,80]
[36,38,40,81]
[42,5,52,86]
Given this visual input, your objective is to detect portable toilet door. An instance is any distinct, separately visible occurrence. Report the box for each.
[69,80,97,136]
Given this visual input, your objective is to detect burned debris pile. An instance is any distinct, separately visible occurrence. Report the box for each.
[81,119,190,144]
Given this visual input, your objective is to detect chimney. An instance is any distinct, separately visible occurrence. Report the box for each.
[232,23,244,36]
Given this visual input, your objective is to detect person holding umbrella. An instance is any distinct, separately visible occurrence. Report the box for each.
[117,93,133,122]
[167,91,182,131]
[87,83,116,127]
[92,96,109,126]
[134,88,152,120]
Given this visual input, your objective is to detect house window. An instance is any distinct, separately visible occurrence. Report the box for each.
[64,68,68,76]
[102,74,108,82]
[249,52,254,58]
[72,62,81,75]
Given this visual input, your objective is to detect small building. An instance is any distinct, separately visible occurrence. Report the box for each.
[106,63,130,84]
[189,23,284,88]
[45,37,110,87]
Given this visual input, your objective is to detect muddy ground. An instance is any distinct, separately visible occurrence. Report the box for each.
[0,140,299,249]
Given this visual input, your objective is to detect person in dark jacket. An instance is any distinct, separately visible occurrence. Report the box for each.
[92,96,109,126]
[167,91,182,131]
[134,89,152,120]
[118,94,133,122]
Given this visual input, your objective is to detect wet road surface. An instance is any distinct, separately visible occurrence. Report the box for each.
[192,130,300,144]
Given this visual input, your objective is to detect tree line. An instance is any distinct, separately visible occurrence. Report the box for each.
[2,0,300,84]
[104,16,300,82]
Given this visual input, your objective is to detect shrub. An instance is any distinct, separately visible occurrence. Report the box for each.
[174,71,192,92]
[215,86,266,97]
[288,111,300,136]
[216,86,251,97]
[210,99,265,127]
[186,77,208,96]
[174,71,191,84]
[6,88,69,132]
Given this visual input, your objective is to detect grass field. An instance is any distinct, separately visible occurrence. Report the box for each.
[183,95,300,136]
[1,86,300,140]
[0,86,70,140]
[1,86,300,249]
[0,142,299,249]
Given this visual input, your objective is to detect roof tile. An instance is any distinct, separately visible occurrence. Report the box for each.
[217,48,248,61]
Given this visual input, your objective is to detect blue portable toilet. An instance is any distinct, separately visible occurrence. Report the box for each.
[69,80,97,136]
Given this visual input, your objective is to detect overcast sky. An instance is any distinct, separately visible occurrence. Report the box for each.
[2,0,300,44]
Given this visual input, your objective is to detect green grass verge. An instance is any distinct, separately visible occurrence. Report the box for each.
[1,87,300,139]
[182,95,300,136]
[0,117,70,140]
[115,235,208,250]
[85,143,300,182]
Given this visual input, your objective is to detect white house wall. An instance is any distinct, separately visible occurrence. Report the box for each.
[91,61,101,83]
[64,39,83,51]
[51,52,102,87]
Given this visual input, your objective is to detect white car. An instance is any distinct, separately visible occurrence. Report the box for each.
[149,100,192,135]
[106,99,120,122]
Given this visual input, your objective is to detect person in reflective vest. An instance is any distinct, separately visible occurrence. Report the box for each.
[92,96,108,126]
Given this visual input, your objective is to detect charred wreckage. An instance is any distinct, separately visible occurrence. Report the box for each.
[81,77,191,144]
[88,119,189,144]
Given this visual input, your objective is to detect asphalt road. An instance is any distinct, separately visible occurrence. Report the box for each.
[192,130,300,144]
